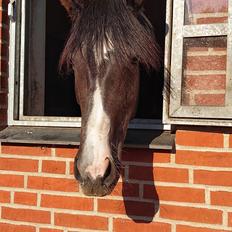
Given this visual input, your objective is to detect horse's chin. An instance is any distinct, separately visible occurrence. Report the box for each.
[80,174,120,197]
[74,156,120,197]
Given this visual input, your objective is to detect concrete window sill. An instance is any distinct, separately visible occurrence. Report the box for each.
[0,126,175,150]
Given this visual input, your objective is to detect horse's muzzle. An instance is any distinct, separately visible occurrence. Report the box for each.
[74,156,120,196]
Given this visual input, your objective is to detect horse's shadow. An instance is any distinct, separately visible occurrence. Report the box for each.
[121,149,160,223]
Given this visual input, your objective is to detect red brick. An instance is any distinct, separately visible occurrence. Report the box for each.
[194,170,232,187]
[0,174,24,188]
[177,225,230,232]
[197,16,228,24]
[228,135,232,148]
[41,194,93,211]
[187,47,209,52]
[39,229,63,232]
[122,149,171,163]
[55,147,78,158]
[129,166,188,183]
[39,228,63,232]
[2,207,51,224]
[0,223,35,232]
[27,176,78,192]
[14,192,37,206]
[111,182,139,197]
[98,199,155,217]
[153,153,171,163]
[211,191,232,207]
[184,75,226,91]
[42,160,66,174]
[113,218,171,232]
[195,94,225,106]
[55,213,108,230]
[0,158,38,172]
[176,150,232,167]
[176,130,224,148]
[190,0,228,14]
[144,185,205,203]
[1,144,51,156]
[228,213,232,227]
[213,47,227,52]
[160,205,222,224]
[69,161,74,175]
[0,190,10,203]
[185,56,226,71]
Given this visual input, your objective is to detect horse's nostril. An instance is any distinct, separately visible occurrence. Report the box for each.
[103,161,111,180]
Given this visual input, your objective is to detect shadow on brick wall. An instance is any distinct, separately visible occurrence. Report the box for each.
[122,149,160,223]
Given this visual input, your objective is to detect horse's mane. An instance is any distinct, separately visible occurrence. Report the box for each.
[60,0,160,71]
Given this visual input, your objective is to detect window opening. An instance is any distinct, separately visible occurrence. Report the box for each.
[10,0,169,129]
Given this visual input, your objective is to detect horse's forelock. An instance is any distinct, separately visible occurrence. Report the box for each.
[60,0,160,73]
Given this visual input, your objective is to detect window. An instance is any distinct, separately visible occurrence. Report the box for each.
[9,0,82,127]
[8,0,231,131]
[165,0,232,126]
[8,0,170,130]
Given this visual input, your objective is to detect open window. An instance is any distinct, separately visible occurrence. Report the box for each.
[165,0,232,126]
[8,0,170,130]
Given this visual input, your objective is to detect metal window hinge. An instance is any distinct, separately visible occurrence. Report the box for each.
[8,0,16,22]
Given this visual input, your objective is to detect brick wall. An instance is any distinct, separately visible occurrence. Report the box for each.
[1,0,232,231]
[0,0,8,129]
[0,131,232,231]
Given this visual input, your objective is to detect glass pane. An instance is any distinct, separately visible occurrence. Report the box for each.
[182,37,227,106]
[185,0,228,25]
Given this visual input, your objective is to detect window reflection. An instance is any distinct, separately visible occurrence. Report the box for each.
[185,0,228,25]
[182,37,227,106]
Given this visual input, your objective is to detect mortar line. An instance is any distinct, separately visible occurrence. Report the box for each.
[108,217,113,232]
[66,160,70,176]
[224,134,230,148]
[223,210,228,227]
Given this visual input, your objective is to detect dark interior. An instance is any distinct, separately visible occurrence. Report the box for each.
[45,1,80,116]
[44,0,166,119]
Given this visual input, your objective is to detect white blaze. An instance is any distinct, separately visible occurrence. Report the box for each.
[84,80,111,179]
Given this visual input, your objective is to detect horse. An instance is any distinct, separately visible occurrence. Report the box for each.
[59,0,160,196]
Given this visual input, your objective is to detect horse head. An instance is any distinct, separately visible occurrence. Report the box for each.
[60,0,160,196]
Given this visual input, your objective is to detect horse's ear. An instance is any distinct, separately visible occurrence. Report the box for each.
[127,0,144,11]
[60,0,72,14]
[59,0,83,19]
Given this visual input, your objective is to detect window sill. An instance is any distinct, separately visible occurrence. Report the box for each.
[0,126,175,150]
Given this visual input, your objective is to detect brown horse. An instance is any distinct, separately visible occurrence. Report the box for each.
[60,0,160,196]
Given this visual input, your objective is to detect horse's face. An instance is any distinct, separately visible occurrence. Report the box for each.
[60,0,159,196]
[73,54,139,196]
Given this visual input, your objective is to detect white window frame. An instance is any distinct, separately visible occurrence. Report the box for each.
[8,0,172,130]
[163,0,232,126]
